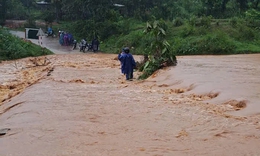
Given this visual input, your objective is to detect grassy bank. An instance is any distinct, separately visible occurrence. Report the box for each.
[98,18,260,55]
[18,17,260,56]
[0,27,53,61]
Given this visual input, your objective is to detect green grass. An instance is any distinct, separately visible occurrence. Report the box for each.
[9,17,260,56]
[0,27,53,61]
[234,41,260,53]
[100,18,260,55]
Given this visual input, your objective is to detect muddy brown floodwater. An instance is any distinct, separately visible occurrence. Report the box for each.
[149,54,260,116]
[1,34,260,156]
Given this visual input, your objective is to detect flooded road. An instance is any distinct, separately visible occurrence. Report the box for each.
[149,54,260,116]
[1,33,260,155]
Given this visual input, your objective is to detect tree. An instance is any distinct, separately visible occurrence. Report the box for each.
[236,0,249,11]
[221,0,230,12]
[249,0,260,9]
[139,20,177,79]
[6,0,28,20]
[52,0,62,21]
[0,0,7,26]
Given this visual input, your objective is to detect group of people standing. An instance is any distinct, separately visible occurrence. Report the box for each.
[118,47,136,81]
[58,31,74,46]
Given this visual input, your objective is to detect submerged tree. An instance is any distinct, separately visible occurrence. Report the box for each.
[138,20,177,79]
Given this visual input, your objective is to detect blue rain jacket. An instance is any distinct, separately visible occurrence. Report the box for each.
[121,53,136,75]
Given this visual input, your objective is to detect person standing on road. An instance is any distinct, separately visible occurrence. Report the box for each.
[59,31,64,45]
[120,47,136,81]
[92,38,99,52]
[47,27,53,36]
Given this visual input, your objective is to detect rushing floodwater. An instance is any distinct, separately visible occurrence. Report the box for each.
[151,54,260,116]
[1,31,260,155]
[6,31,260,116]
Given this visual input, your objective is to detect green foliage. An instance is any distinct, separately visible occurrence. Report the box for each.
[0,27,53,61]
[246,9,260,19]
[174,32,236,55]
[188,16,198,26]
[229,17,244,27]
[24,15,36,28]
[198,16,212,28]
[99,16,260,57]
[6,0,28,20]
[42,10,55,25]
[138,58,161,80]
[137,20,177,79]
[173,17,184,27]
[180,24,196,37]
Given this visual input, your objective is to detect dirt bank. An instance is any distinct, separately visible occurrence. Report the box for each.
[0,53,260,156]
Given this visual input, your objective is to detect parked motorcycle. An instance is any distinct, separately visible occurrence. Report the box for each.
[46,30,56,38]
[79,39,87,52]
[86,43,93,52]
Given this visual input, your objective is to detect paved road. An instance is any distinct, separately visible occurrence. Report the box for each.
[10,30,81,54]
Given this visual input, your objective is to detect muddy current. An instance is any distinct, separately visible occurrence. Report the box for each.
[150,54,260,116]
[0,35,260,156]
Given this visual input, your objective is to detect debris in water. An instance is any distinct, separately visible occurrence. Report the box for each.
[175,129,189,138]
[223,100,247,111]
[158,84,169,87]
[0,128,11,136]
[69,79,85,83]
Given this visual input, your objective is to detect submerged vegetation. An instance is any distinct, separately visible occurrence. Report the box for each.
[1,0,260,78]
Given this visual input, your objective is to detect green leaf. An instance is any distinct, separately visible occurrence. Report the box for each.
[162,47,167,54]
[159,28,166,35]
[143,61,150,70]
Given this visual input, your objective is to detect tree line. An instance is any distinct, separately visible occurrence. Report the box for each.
[1,0,260,24]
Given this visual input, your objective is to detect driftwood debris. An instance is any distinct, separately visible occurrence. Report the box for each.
[29,57,51,67]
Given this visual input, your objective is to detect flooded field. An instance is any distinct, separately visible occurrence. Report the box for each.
[0,34,260,155]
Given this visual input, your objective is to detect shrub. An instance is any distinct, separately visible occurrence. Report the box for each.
[173,17,184,27]
[180,24,195,37]
[24,15,36,28]
[229,17,239,27]
[188,16,197,26]
[175,32,236,55]
[138,20,177,79]
[199,16,212,28]
[237,24,257,41]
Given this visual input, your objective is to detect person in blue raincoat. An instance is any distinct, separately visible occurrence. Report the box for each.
[47,27,53,35]
[120,47,136,81]
[118,48,126,74]
[59,31,64,45]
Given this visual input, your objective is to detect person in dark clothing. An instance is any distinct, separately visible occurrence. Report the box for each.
[92,38,100,52]
[120,47,136,81]
[118,48,126,74]
[72,39,77,50]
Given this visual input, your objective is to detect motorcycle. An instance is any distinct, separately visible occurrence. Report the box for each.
[86,43,93,52]
[79,40,87,52]
[46,30,56,38]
